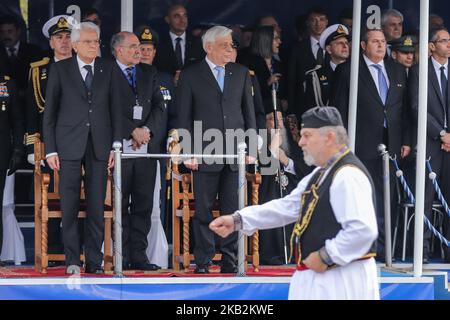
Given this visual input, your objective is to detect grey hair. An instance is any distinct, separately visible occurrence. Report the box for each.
[318,126,349,145]
[381,9,404,26]
[71,21,100,43]
[202,25,232,51]
[110,31,133,58]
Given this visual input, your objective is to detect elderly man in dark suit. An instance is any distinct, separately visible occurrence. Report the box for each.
[409,27,450,262]
[331,28,411,261]
[153,4,205,86]
[111,31,165,270]
[176,25,257,274]
[43,22,121,274]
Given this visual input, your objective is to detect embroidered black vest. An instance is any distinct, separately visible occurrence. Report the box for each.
[291,150,377,265]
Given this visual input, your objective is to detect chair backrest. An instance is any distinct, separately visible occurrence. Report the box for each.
[33,135,111,205]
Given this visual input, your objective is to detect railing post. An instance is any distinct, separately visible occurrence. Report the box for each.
[379,144,392,267]
[237,142,247,276]
[113,141,123,276]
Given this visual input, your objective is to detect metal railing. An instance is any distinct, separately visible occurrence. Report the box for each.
[112,142,248,276]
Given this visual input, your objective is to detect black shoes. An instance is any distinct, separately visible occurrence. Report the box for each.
[130,261,161,271]
[220,265,238,274]
[194,265,209,274]
[85,264,104,274]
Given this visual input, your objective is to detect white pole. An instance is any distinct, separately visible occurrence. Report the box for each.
[121,0,133,32]
[379,144,392,266]
[347,0,362,151]
[237,142,247,276]
[113,142,123,276]
[413,0,429,278]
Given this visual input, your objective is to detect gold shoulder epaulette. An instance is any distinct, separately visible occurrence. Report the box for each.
[3,75,10,81]
[30,57,50,69]
[249,70,255,76]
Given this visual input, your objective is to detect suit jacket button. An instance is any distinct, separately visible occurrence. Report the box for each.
[89,109,92,113]
[86,123,90,127]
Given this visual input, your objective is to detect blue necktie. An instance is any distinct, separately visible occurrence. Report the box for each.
[373,64,388,105]
[215,66,225,92]
[125,66,134,87]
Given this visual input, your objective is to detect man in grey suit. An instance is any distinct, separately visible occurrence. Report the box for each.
[43,22,121,274]
[409,27,450,262]
[176,26,257,273]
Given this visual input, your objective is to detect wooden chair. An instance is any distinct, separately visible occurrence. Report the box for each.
[33,135,114,274]
[171,161,261,272]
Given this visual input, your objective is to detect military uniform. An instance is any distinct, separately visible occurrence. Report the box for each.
[25,15,75,256]
[302,24,350,112]
[0,73,25,253]
[303,61,335,109]
[25,57,52,155]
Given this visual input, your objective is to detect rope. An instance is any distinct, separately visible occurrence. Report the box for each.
[426,160,450,216]
[391,157,450,247]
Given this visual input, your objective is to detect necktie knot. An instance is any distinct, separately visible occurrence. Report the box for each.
[83,65,93,73]
[176,37,182,43]
[125,66,134,77]
[8,47,16,56]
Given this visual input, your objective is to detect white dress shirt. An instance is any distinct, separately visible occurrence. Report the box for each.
[205,56,225,81]
[363,54,390,96]
[77,55,95,80]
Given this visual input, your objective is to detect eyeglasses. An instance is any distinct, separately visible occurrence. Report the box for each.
[434,39,450,44]
[78,39,101,46]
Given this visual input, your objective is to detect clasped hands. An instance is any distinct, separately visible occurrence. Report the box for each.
[131,127,151,150]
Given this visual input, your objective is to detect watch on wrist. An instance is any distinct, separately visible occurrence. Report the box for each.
[231,212,243,231]
[440,130,446,137]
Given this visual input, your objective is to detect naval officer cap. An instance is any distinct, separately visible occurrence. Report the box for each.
[301,106,344,129]
[42,15,76,39]
[319,24,350,50]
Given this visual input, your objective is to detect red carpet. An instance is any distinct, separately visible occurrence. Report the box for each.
[0,265,296,278]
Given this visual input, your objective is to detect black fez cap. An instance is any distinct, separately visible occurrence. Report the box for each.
[301,106,344,128]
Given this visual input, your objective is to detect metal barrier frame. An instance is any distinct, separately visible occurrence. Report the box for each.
[113,142,248,276]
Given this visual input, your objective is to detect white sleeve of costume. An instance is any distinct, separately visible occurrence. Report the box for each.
[238,168,319,236]
[283,158,296,175]
[325,166,379,266]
